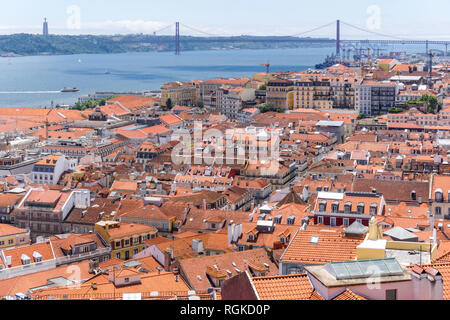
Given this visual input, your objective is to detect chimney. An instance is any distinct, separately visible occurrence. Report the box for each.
[202,199,207,210]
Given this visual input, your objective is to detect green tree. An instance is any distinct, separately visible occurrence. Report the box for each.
[165,98,174,110]
[197,100,204,108]
[388,107,403,114]
[421,94,438,114]
[258,84,267,90]
[259,104,284,113]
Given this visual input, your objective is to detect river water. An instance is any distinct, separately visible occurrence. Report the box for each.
[0,47,334,108]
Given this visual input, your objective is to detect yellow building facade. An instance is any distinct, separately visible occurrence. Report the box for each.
[0,225,30,249]
[266,79,294,110]
[161,81,197,107]
[95,221,158,260]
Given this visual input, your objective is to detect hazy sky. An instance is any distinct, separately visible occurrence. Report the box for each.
[0,0,449,39]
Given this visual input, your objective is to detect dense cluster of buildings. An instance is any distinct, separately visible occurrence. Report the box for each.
[0,55,449,301]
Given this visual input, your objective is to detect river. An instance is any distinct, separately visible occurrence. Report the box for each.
[0,47,334,108]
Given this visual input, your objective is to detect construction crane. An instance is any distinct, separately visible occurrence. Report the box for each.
[21,117,51,140]
[260,62,270,74]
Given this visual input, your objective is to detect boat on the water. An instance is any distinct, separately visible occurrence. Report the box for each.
[60,87,79,93]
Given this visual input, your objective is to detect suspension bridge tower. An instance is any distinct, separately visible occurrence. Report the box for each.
[336,19,341,57]
[175,22,181,55]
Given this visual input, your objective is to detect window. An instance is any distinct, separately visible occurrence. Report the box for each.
[436,191,443,203]
[116,252,121,259]
[330,217,337,227]
[331,203,339,213]
[318,216,324,224]
[357,204,364,214]
[124,277,130,283]
[343,218,350,227]
[370,204,378,215]
[344,203,352,214]
[386,289,397,300]
[319,202,326,212]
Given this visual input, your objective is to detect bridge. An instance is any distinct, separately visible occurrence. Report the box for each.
[151,20,450,57]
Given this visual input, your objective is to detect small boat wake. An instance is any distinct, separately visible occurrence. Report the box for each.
[0,91,61,94]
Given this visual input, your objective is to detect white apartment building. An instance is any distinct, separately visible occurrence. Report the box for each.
[31,154,77,185]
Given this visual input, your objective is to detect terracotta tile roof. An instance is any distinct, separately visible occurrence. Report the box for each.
[178,247,277,291]
[140,125,170,136]
[434,241,450,263]
[385,203,428,219]
[0,224,28,236]
[170,190,225,206]
[35,155,62,166]
[160,114,183,126]
[119,204,174,221]
[281,227,361,264]
[251,273,315,300]
[49,233,107,258]
[30,271,190,300]
[2,242,55,268]
[66,198,120,224]
[0,260,92,297]
[24,189,62,205]
[250,271,368,300]
[182,209,249,232]
[107,96,155,111]
[105,222,157,240]
[100,103,130,117]
[352,179,429,203]
[332,289,367,300]
[235,223,300,249]
[110,180,138,192]
[431,175,450,202]
[0,194,22,208]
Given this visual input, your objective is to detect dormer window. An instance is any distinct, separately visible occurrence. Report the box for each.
[21,254,31,265]
[370,204,378,215]
[33,251,42,263]
[357,203,365,214]
[344,202,352,214]
[274,215,282,224]
[287,216,295,225]
[279,236,289,244]
[331,202,339,213]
